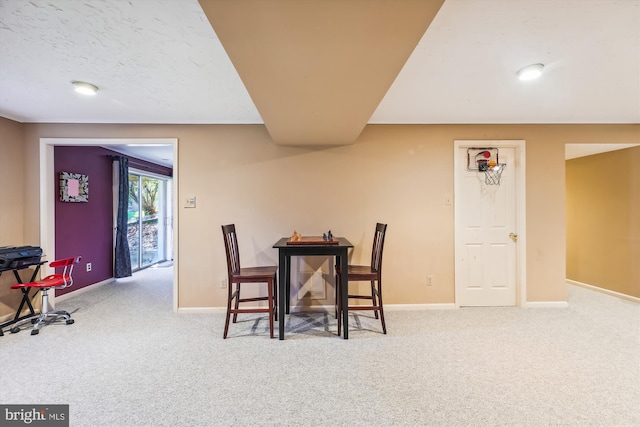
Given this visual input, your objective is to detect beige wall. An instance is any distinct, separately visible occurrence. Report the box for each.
[0,117,25,245]
[7,122,640,314]
[0,117,29,318]
[566,146,640,297]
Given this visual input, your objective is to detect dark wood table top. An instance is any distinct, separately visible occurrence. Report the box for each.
[273,237,353,249]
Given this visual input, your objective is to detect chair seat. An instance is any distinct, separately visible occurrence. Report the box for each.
[10,274,70,290]
[345,265,378,281]
[233,266,277,282]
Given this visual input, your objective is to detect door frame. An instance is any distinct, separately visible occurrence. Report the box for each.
[454,140,527,307]
[39,137,179,312]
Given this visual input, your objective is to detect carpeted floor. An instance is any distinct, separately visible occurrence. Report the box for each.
[0,266,638,427]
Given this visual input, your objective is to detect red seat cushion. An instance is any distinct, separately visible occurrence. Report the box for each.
[10,274,70,290]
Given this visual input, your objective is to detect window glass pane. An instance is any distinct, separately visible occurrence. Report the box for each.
[141,177,161,266]
[128,174,140,270]
[125,172,168,271]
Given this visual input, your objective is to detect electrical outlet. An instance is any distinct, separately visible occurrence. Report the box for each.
[427,275,433,286]
[219,278,228,289]
[86,262,92,272]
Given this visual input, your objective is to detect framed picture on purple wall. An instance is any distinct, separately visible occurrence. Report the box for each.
[59,171,89,202]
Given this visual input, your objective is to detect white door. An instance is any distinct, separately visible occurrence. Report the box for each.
[455,142,521,306]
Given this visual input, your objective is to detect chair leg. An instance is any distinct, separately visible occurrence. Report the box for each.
[377,280,386,334]
[370,280,379,319]
[268,278,274,339]
[223,282,233,339]
[273,273,278,322]
[333,277,386,336]
[8,314,38,334]
[232,283,241,323]
[9,288,76,336]
[30,310,73,335]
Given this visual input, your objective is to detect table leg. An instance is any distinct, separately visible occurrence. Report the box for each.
[278,251,286,340]
[10,265,42,320]
[285,255,291,315]
[14,288,36,319]
[0,263,45,335]
[340,248,349,339]
[26,265,42,283]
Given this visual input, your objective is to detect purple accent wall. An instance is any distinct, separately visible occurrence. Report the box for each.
[54,146,172,296]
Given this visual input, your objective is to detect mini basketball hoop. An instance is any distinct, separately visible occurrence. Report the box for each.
[483,163,506,185]
[467,147,507,186]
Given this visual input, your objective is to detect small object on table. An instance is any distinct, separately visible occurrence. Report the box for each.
[290,230,302,242]
[323,233,327,241]
[327,230,333,240]
[286,236,339,245]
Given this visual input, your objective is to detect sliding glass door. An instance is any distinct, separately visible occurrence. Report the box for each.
[127,171,172,270]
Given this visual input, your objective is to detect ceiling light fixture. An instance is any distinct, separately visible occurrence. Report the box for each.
[517,63,544,81]
[72,81,98,95]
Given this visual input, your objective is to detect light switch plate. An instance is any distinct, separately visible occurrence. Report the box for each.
[185,196,196,208]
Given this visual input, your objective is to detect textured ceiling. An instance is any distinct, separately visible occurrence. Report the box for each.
[0,0,259,124]
[372,0,640,125]
[0,0,638,156]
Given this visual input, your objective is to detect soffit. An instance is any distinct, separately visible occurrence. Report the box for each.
[198,0,444,145]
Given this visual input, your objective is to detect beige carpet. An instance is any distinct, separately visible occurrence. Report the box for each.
[1,266,638,426]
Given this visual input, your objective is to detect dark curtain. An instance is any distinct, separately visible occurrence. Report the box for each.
[114,156,132,278]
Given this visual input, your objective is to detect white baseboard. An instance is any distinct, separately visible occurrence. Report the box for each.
[180,302,581,312]
[55,278,115,303]
[385,303,457,310]
[567,279,640,304]
[177,303,457,314]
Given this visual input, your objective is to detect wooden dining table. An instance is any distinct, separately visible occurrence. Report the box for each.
[272,236,353,339]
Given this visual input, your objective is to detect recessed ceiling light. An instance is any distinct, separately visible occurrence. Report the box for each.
[72,81,98,95]
[517,63,544,81]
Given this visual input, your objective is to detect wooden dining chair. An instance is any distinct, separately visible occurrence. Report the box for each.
[221,224,277,338]
[336,223,388,335]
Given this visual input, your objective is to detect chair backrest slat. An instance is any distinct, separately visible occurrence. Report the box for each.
[49,256,81,288]
[370,223,387,272]
[222,224,241,275]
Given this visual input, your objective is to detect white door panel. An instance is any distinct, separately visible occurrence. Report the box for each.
[455,143,519,306]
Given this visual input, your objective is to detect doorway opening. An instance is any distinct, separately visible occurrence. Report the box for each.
[39,138,179,312]
[565,143,640,301]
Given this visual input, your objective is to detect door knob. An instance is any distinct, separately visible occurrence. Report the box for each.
[509,232,518,242]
